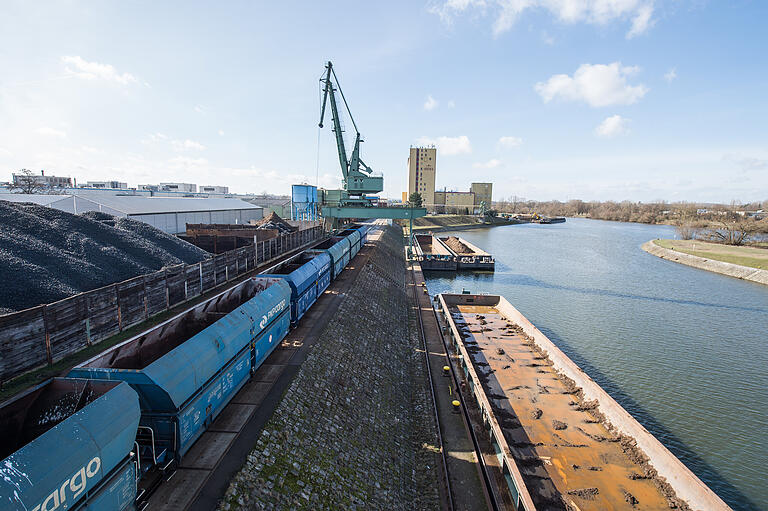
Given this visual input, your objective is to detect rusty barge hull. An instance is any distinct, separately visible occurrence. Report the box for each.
[437,293,730,511]
[438,236,495,270]
[414,234,457,271]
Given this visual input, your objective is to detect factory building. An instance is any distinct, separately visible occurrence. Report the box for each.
[407,146,436,208]
[12,171,72,189]
[470,182,493,207]
[159,182,197,193]
[0,193,262,234]
[200,185,229,194]
[84,180,128,189]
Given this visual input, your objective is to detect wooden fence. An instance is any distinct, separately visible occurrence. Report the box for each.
[0,226,323,384]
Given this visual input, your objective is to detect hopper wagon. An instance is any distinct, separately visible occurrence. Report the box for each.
[261,251,332,325]
[0,378,140,511]
[67,277,291,475]
[306,236,349,279]
[337,228,361,258]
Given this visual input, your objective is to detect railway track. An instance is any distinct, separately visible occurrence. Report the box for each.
[407,258,501,511]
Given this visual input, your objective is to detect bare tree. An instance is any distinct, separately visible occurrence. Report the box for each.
[704,221,754,246]
[10,169,44,194]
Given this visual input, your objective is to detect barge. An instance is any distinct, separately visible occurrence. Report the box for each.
[438,236,495,271]
[437,293,730,511]
[414,234,457,271]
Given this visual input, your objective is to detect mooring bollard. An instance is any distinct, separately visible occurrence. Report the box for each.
[442,365,450,377]
[452,400,461,413]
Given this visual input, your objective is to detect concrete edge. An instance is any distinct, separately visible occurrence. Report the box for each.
[494,297,733,511]
[642,240,768,286]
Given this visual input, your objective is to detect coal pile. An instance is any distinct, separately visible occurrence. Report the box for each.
[256,211,296,233]
[0,201,210,315]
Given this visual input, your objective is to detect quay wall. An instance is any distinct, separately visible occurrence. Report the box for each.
[219,225,441,510]
[0,227,323,385]
[493,296,731,511]
[642,240,768,286]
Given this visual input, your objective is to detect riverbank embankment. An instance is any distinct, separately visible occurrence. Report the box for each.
[219,225,441,510]
[642,240,768,286]
[403,214,520,234]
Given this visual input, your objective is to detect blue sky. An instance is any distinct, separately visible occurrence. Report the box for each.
[1,0,766,203]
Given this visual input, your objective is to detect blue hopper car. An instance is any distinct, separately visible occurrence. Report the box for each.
[261,251,331,325]
[306,236,348,280]
[0,378,140,511]
[68,277,291,473]
[337,228,362,258]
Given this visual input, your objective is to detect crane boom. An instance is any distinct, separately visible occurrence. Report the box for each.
[318,61,383,198]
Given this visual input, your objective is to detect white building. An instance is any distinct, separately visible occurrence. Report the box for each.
[12,171,72,189]
[159,182,197,193]
[0,193,263,234]
[200,185,229,194]
[84,180,128,189]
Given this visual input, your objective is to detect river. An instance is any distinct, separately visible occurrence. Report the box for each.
[422,218,768,511]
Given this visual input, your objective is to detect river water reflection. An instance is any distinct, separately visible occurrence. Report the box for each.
[422,218,768,510]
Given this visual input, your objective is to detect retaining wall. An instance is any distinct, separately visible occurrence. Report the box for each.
[0,226,323,384]
[642,240,768,286]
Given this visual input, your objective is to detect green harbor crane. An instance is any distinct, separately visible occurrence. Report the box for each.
[318,61,383,206]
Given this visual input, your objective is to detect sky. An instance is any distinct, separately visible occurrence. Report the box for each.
[0,0,766,203]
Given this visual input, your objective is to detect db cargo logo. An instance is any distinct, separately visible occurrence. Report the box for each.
[259,299,286,329]
[32,456,100,511]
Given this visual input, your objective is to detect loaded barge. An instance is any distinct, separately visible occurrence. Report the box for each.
[437,293,730,511]
[439,236,495,270]
[414,234,457,271]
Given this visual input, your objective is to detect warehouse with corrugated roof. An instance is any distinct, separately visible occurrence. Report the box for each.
[0,193,263,234]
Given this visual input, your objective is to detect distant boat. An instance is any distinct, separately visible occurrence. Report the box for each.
[538,216,566,224]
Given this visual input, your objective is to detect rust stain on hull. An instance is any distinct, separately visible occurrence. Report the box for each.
[453,304,675,510]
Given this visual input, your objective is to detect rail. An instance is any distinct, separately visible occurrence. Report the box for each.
[409,265,454,511]
[430,303,502,511]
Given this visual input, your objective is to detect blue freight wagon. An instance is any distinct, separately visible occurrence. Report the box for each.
[337,228,362,258]
[261,251,332,324]
[0,378,140,511]
[347,223,370,245]
[68,277,291,471]
[306,237,348,279]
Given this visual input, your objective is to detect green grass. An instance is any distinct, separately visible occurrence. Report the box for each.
[654,239,768,270]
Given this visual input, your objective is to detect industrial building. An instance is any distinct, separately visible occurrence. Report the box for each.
[84,180,128,189]
[0,193,263,234]
[12,170,72,189]
[159,182,197,193]
[470,182,493,207]
[407,146,436,208]
[200,185,229,194]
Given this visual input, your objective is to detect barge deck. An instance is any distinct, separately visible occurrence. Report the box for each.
[414,234,457,271]
[439,236,495,271]
[438,293,730,511]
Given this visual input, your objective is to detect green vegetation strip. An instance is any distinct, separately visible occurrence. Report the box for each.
[654,239,768,270]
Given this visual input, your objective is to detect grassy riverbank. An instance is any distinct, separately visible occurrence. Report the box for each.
[653,239,768,270]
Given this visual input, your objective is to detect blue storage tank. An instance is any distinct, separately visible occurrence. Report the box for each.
[68,277,291,466]
[338,228,362,258]
[261,251,331,324]
[0,378,140,511]
[307,236,348,279]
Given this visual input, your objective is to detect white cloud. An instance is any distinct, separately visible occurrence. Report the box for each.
[61,56,137,84]
[36,126,67,138]
[169,156,209,168]
[144,133,168,143]
[194,105,206,114]
[424,95,439,111]
[541,30,555,45]
[447,99,456,108]
[535,62,648,107]
[499,135,523,148]
[664,68,677,82]
[595,114,630,137]
[218,129,225,136]
[723,154,768,171]
[473,158,502,168]
[0,147,12,157]
[172,139,206,151]
[416,135,472,155]
[430,0,656,38]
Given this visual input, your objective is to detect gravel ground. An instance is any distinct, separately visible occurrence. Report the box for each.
[219,225,441,510]
[0,201,209,314]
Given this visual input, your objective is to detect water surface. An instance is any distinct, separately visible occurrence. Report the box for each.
[423,218,768,510]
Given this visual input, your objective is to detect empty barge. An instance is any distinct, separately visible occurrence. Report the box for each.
[438,236,495,270]
[414,234,457,271]
[437,293,730,511]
